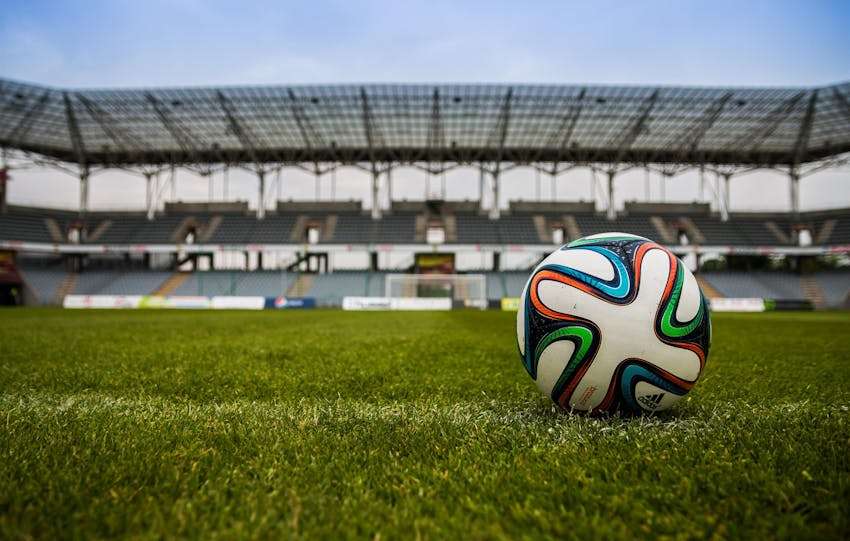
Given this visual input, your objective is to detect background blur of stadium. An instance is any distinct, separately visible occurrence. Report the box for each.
[0,79,848,311]
[4,3,850,539]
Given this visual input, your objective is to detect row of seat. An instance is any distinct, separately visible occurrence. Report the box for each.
[13,267,850,307]
[3,208,850,246]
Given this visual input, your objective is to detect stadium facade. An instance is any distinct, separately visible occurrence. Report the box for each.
[0,78,849,308]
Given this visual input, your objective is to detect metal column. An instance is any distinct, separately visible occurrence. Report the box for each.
[387,167,393,207]
[606,170,616,221]
[257,170,266,219]
[145,172,155,221]
[371,168,381,220]
[789,171,800,215]
[79,168,90,217]
[720,173,731,222]
[478,168,486,212]
[489,171,501,220]
[550,169,557,201]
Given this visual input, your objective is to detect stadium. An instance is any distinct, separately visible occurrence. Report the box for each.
[1,3,849,539]
[2,79,849,309]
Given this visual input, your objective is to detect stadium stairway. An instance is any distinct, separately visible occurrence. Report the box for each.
[532,216,549,242]
[563,215,582,241]
[649,217,676,243]
[695,275,723,299]
[287,274,314,296]
[55,273,78,304]
[154,272,190,296]
[199,216,223,242]
[322,215,338,241]
[443,215,458,242]
[765,221,792,244]
[678,217,706,244]
[45,218,65,243]
[86,220,112,242]
[800,275,827,308]
[815,219,836,244]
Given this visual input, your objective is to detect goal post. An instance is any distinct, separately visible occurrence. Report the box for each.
[385,273,487,309]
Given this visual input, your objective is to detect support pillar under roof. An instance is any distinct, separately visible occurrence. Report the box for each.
[478,168,486,213]
[79,168,89,217]
[720,173,731,222]
[789,170,800,215]
[145,172,155,221]
[371,168,381,220]
[606,170,616,221]
[257,170,266,220]
[387,167,393,207]
[489,170,501,220]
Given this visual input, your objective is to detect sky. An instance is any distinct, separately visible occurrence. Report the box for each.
[1,0,849,212]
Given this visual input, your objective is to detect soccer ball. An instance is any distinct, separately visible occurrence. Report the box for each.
[517,232,711,414]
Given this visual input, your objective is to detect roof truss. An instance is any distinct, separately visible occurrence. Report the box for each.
[0,79,847,169]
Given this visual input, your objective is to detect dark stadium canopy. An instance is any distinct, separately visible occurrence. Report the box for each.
[1,78,849,168]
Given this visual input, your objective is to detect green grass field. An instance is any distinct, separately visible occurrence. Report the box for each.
[1,309,848,540]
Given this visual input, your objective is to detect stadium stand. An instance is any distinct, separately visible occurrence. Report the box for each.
[497,216,542,244]
[90,215,190,244]
[454,214,500,244]
[2,202,849,308]
[2,204,849,247]
[73,270,172,296]
[374,214,417,244]
[700,272,806,300]
[17,265,69,304]
[0,210,55,243]
[309,272,386,303]
[173,271,296,297]
[813,271,850,308]
[324,213,374,244]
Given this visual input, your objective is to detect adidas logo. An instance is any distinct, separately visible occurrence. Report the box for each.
[637,392,665,410]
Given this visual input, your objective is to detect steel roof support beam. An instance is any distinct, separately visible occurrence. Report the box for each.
[287,89,324,149]
[733,92,805,155]
[791,90,819,167]
[427,89,445,159]
[216,91,261,168]
[360,88,384,219]
[678,92,733,160]
[3,91,51,145]
[610,90,659,165]
[831,88,850,122]
[77,95,143,160]
[63,92,90,216]
[547,88,586,150]
[488,88,513,219]
[145,93,205,164]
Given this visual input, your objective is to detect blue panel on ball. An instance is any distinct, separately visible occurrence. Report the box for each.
[541,246,631,299]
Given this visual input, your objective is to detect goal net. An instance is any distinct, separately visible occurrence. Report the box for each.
[385,273,487,309]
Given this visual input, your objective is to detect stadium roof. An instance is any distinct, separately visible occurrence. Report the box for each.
[1,78,849,168]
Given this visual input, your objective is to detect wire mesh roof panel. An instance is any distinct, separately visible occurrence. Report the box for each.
[1,78,848,166]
